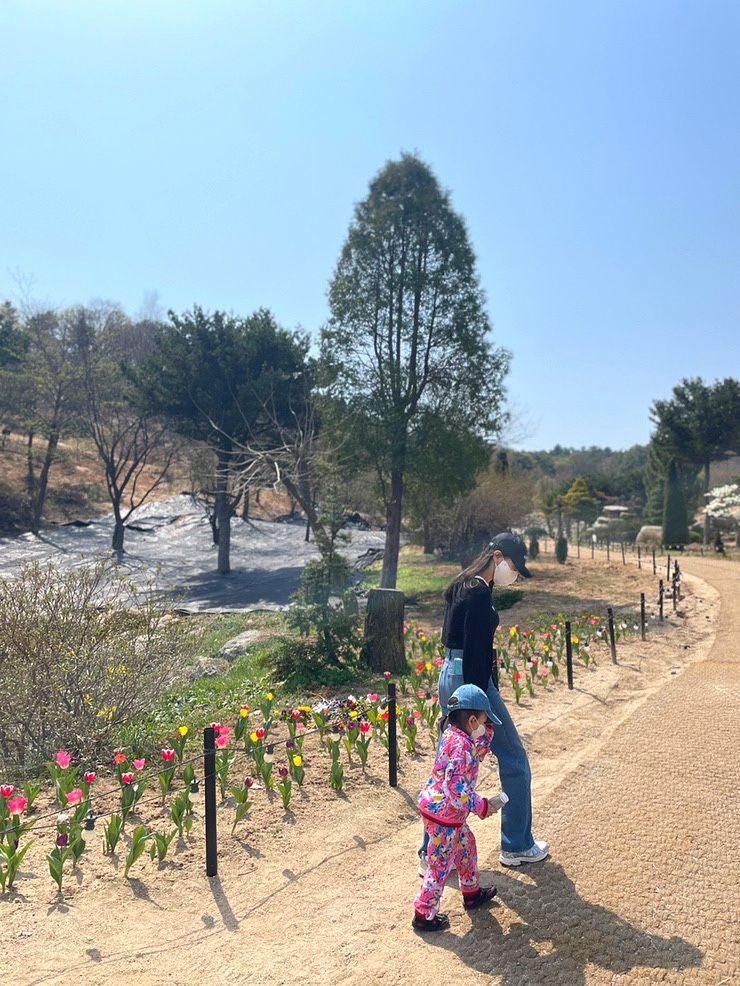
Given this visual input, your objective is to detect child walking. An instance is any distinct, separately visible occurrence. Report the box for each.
[412,683,505,932]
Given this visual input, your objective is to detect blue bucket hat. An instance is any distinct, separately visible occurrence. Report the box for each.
[447,683,502,725]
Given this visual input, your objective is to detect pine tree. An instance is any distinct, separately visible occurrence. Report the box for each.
[662,460,689,547]
[323,154,509,589]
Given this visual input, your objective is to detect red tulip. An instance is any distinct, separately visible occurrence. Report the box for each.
[7,796,27,815]
[83,771,96,784]
[255,728,266,740]
[161,749,175,762]
[0,784,14,799]
[114,753,127,765]
[383,671,391,679]
[360,722,371,735]
[291,710,302,720]
[244,777,254,788]
[121,772,135,785]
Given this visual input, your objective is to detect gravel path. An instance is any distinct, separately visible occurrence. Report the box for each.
[451,554,739,985]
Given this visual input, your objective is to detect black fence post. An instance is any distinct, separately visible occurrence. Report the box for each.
[606,538,610,562]
[621,542,626,565]
[591,540,595,560]
[637,545,641,569]
[577,537,580,559]
[640,593,646,641]
[565,620,574,690]
[607,607,618,663]
[203,726,218,877]
[667,554,671,580]
[388,682,398,788]
[659,580,664,622]
[652,548,656,576]
[672,577,677,611]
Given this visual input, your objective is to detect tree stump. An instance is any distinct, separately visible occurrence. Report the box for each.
[364,588,406,673]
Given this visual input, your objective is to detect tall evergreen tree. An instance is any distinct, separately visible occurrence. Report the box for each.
[323,154,509,587]
[662,459,690,547]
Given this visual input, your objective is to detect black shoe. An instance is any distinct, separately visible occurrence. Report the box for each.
[412,912,451,932]
[462,886,497,910]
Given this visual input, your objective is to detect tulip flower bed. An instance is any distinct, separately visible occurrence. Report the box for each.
[0,609,642,895]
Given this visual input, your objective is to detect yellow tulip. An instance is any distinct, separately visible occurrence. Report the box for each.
[292,755,303,768]
[425,662,433,672]
[239,707,249,718]
[510,627,518,637]
[250,731,259,743]
[266,692,274,701]
[572,636,580,645]
[178,725,189,738]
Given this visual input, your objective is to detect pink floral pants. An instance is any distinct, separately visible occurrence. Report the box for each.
[414,819,480,919]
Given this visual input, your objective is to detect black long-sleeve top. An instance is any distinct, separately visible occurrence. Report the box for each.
[441,579,499,692]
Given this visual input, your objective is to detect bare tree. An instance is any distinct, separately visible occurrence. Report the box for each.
[75,305,178,554]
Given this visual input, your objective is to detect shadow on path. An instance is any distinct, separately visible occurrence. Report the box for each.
[425,861,703,985]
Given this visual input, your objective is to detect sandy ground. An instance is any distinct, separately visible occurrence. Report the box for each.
[0,495,385,611]
[2,553,737,985]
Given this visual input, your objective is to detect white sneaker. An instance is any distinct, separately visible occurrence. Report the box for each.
[499,839,550,867]
[418,852,428,877]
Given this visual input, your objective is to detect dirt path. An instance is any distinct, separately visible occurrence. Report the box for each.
[3,558,738,985]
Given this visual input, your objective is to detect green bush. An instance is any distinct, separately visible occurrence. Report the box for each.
[275,555,362,688]
[555,535,568,564]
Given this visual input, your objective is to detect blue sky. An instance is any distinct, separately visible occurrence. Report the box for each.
[2,0,738,450]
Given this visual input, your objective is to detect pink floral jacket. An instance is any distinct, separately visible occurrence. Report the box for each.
[417,722,494,828]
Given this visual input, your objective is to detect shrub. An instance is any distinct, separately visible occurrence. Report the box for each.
[0,561,194,775]
[555,536,568,564]
[275,556,362,688]
[528,535,540,560]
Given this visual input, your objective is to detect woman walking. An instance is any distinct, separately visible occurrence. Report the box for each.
[419,532,549,872]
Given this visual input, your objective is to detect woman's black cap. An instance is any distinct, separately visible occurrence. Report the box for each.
[488,532,532,578]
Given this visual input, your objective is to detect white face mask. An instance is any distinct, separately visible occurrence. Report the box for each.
[470,721,487,740]
[493,558,519,587]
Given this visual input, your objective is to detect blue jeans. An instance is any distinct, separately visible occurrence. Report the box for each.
[420,650,534,855]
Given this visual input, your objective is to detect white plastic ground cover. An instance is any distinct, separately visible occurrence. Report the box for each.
[0,495,386,613]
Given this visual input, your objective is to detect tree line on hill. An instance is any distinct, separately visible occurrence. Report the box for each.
[1,155,738,583]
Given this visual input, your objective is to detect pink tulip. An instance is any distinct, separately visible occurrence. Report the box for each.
[0,784,14,799]
[133,758,146,770]
[295,723,305,733]
[7,796,27,815]
[66,789,83,806]
[83,771,96,784]
[215,734,230,749]
[161,749,176,762]
[367,693,379,703]
[55,750,72,769]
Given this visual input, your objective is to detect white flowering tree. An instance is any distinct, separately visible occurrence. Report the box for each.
[705,484,740,539]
